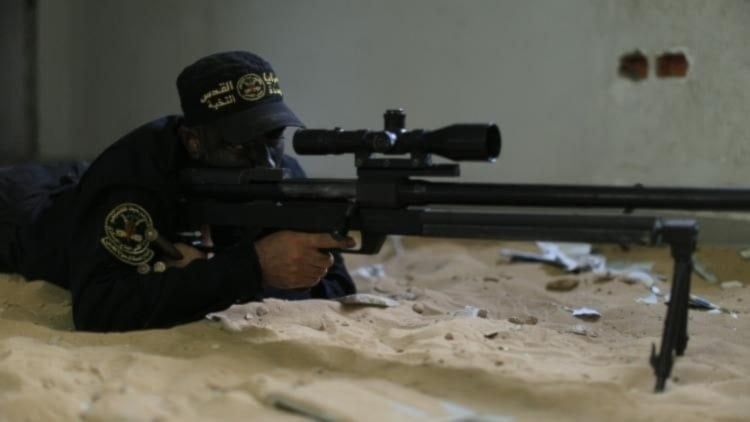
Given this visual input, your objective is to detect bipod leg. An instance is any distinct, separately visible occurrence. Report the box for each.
[650,219,698,392]
[672,259,692,356]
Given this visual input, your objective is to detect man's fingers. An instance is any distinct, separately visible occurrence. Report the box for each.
[165,243,207,268]
[307,233,356,249]
[308,250,335,268]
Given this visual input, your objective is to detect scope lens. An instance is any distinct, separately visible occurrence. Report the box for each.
[486,124,501,159]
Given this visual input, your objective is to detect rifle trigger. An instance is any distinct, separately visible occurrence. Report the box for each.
[332,201,357,239]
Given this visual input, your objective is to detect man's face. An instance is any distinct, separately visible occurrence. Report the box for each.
[194,126,286,168]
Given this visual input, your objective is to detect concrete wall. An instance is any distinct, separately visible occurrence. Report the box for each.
[37,0,750,187]
[0,0,35,163]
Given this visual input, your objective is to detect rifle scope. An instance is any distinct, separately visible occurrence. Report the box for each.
[293,109,501,162]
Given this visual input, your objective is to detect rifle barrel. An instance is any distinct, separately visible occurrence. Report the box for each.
[401,181,750,211]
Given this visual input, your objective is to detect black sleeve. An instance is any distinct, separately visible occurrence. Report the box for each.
[69,189,264,332]
[311,252,356,298]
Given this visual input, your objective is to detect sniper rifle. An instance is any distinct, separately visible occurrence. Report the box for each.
[179,109,750,392]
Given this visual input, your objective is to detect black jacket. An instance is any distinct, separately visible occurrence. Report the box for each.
[14,116,355,331]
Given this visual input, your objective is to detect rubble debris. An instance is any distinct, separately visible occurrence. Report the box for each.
[636,294,660,305]
[692,256,719,284]
[500,241,603,273]
[336,294,399,308]
[448,306,483,318]
[351,264,387,279]
[568,307,601,322]
[721,281,744,290]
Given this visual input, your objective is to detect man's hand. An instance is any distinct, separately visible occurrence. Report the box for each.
[165,243,207,268]
[165,224,213,269]
[254,231,355,290]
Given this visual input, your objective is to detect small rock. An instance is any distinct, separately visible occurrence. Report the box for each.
[445,333,454,341]
[575,314,601,322]
[255,305,270,316]
[568,324,598,337]
[593,273,616,283]
[477,309,489,318]
[412,302,424,314]
[508,315,538,325]
[484,332,499,339]
[546,278,580,292]
[483,276,500,282]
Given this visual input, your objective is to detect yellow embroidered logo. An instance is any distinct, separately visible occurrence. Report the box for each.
[100,203,155,266]
[200,80,236,111]
[262,72,283,96]
[236,73,266,101]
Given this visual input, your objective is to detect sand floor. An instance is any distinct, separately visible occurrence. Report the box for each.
[0,238,748,421]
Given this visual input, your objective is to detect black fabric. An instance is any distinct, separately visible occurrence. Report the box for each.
[0,162,88,273]
[0,223,17,272]
[8,116,355,332]
[0,161,88,224]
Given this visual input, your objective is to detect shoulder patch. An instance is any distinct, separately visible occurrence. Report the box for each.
[100,203,155,266]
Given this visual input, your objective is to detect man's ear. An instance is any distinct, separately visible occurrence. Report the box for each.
[178,126,202,160]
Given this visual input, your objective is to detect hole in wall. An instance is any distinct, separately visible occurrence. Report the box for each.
[656,52,689,78]
[618,51,648,82]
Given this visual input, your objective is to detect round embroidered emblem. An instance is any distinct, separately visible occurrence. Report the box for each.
[100,203,155,266]
[236,73,266,101]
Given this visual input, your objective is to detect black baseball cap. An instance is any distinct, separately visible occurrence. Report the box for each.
[176,51,304,143]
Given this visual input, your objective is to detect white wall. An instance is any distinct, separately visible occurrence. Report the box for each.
[37,0,750,187]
